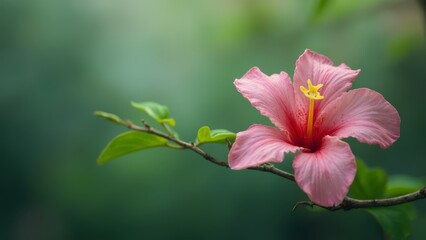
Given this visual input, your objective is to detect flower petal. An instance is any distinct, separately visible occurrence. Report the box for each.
[294,49,360,116]
[229,124,301,170]
[235,67,301,143]
[316,88,400,148]
[293,136,356,207]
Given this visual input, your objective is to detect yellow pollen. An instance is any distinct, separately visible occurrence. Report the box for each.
[299,79,324,147]
[299,79,324,100]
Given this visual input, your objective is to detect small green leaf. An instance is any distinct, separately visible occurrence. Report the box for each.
[94,111,125,125]
[97,131,168,165]
[385,175,425,197]
[195,126,236,146]
[131,101,176,126]
[349,159,387,199]
[367,204,415,240]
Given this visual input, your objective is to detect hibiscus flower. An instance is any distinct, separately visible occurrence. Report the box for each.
[228,49,400,207]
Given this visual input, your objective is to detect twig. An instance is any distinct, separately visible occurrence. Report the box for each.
[292,201,315,211]
[131,120,228,168]
[124,120,426,211]
[326,187,426,211]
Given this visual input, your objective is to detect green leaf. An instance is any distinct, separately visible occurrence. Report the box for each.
[349,161,419,239]
[94,111,125,125]
[97,131,168,165]
[367,205,415,240]
[131,101,176,126]
[349,159,387,199]
[385,175,425,197]
[195,126,236,146]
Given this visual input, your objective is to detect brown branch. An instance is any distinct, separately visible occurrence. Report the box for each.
[131,120,229,168]
[327,188,426,211]
[293,188,426,211]
[125,120,426,211]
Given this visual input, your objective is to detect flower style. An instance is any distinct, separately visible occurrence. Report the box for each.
[228,49,400,207]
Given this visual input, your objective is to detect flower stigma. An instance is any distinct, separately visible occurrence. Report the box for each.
[300,79,324,148]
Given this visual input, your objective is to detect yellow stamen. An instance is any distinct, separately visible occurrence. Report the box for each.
[299,79,324,146]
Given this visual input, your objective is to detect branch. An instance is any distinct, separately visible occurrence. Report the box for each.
[339,188,426,210]
[294,188,426,211]
[125,120,426,211]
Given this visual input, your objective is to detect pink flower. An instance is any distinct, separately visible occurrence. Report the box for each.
[228,49,400,207]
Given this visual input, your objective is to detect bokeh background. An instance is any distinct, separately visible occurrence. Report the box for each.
[2,0,426,239]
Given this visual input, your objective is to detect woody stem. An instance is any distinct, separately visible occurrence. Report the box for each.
[118,119,426,211]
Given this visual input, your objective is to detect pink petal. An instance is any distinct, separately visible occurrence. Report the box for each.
[293,49,360,116]
[235,67,301,143]
[229,124,301,170]
[316,88,400,148]
[293,136,356,207]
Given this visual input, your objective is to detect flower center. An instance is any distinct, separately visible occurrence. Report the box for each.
[299,79,324,147]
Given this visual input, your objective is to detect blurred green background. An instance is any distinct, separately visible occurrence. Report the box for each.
[2,0,426,239]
